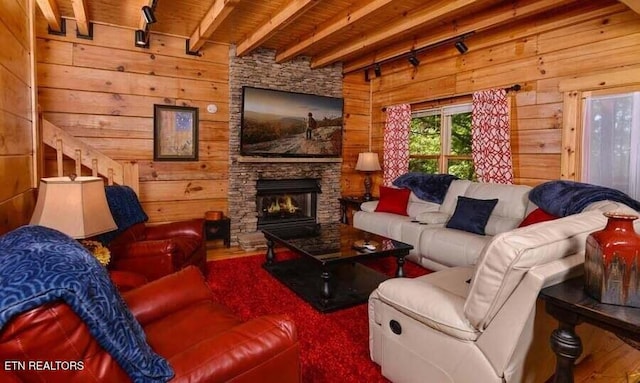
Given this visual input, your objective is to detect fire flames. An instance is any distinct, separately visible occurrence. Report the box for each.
[267,196,299,214]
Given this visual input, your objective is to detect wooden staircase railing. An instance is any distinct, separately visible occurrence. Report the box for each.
[41,118,139,195]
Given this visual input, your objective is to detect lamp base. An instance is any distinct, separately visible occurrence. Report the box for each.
[363,173,373,201]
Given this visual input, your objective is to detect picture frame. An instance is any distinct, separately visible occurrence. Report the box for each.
[153,104,199,161]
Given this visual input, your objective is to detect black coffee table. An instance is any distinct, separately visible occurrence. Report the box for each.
[261,223,413,313]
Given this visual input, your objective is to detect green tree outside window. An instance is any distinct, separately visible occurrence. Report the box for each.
[409,105,475,180]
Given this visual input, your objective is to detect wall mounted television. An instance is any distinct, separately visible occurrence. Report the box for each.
[240,86,344,158]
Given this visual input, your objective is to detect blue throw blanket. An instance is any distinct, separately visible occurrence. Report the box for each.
[98,185,149,244]
[529,180,640,217]
[0,226,173,382]
[392,172,459,204]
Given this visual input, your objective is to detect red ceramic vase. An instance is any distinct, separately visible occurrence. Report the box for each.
[584,212,640,308]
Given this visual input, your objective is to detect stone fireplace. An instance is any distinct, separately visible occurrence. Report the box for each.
[228,47,343,245]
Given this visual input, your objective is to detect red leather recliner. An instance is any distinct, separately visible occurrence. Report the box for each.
[0,266,301,383]
[107,218,207,281]
[100,185,207,282]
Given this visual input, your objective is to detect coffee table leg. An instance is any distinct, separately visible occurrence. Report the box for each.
[265,239,275,265]
[396,256,406,278]
[321,269,331,299]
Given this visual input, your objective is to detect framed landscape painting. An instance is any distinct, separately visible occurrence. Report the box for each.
[153,104,199,161]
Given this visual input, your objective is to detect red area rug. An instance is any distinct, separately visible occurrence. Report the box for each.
[206,252,430,383]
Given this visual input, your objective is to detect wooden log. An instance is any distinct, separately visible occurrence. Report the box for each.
[138,180,228,202]
[71,43,229,82]
[37,63,228,102]
[0,156,33,203]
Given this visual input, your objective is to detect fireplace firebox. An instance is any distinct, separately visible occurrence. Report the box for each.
[256,179,321,231]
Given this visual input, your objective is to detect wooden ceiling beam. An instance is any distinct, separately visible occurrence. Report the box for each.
[310,0,482,68]
[188,0,240,53]
[275,0,394,63]
[36,0,63,33]
[341,0,578,73]
[618,0,640,14]
[70,0,90,36]
[237,0,320,57]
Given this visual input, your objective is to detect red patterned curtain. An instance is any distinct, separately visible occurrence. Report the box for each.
[383,104,412,185]
[471,89,514,184]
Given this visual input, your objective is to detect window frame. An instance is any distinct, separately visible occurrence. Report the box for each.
[409,103,473,176]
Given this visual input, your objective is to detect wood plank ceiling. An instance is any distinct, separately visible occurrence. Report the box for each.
[37,0,640,74]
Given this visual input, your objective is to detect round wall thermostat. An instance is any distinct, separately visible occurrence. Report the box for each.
[207,104,218,113]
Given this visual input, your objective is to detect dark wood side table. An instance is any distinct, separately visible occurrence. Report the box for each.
[339,196,377,224]
[205,217,231,248]
[539,276,640,383]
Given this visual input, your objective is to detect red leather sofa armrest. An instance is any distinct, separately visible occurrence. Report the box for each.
[123,266,212,325]
[110,239,178,259]
[168,314,300,383]
[144,219,204,241]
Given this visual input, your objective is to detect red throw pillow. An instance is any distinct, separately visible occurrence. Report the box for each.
[375,186,411,216]
[518,208,559,228]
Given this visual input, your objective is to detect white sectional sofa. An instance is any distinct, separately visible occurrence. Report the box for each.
[354,180,535,271]
[357,177,639,383]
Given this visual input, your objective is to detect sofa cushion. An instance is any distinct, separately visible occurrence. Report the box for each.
[375,186,411,216]
[416,211,449,224]
[419,227,493,268]
[376,267,479,341]
[464,210,609,330]
[353,211,411,241]
[439,180,472,215]
[446,196,498,235]
[360,201,378,213]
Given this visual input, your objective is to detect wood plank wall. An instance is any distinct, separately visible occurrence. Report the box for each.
[341,1,640,194]
[0,0,36,235]
[35,17,230,224]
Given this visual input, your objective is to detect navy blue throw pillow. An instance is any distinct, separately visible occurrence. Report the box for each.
[446,196,499,235]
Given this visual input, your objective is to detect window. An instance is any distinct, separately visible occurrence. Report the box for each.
[582,91,640,198]
[409,104,475,180]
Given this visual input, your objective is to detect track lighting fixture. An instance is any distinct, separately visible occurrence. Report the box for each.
[455,40,468,54]
[134,29,149,48]
[408,51,420,67]
[374,64,381,77]
[142,5,157,24]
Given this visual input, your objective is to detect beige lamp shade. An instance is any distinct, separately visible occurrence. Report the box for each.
[355,152,381,172]
[30,176,117,239]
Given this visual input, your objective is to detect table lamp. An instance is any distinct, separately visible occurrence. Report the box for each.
[30,175,117,239]
[355,152,381,201]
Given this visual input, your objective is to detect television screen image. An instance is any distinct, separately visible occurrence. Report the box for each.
[240,87,343,157]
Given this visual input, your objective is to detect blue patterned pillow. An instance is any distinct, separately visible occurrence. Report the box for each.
[0,226,173,382]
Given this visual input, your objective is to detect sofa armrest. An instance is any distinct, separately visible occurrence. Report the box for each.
[168,314,300,383]
[123,266,212,325]
[110,239,178,259]
[144,219,204,241]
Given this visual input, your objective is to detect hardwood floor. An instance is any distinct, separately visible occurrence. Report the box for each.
[206,244,640,382]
